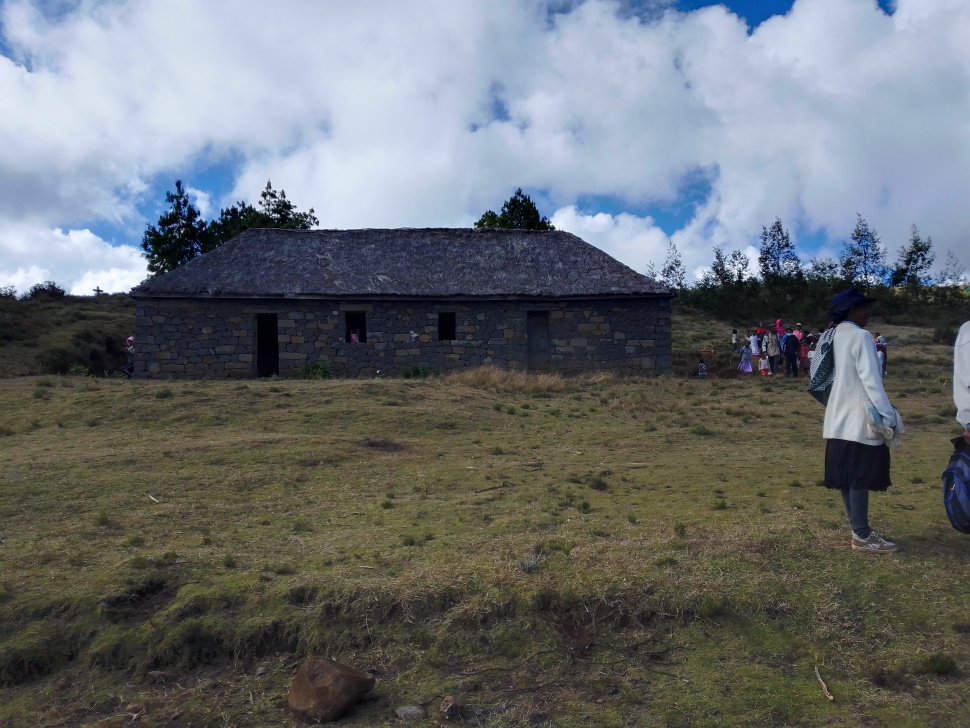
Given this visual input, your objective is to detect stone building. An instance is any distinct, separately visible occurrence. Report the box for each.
[130,228,673,378]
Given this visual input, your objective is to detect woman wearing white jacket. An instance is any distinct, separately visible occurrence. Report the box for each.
[954,322,970,445]
[823,288,900,554]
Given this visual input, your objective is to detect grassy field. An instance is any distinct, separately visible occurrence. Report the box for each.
[1,310,968,727]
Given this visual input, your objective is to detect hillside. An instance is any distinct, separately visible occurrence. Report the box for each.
[0,294,135,377]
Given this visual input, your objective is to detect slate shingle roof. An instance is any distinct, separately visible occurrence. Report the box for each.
[131,228,670,299]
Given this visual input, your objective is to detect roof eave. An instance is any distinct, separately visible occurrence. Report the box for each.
[130,291,673,302]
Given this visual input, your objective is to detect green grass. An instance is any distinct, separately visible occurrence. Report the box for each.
[0,315,968,725]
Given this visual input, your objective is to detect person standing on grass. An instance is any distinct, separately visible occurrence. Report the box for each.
[738,341,753,376]
[765,329,781,376]
[748,329,761,358]
[782,327,800,377]
[954,321,970,446]
[875,334,888,378]
[799,333,811,375]
[823,288,902,554]
[122,335,135,379]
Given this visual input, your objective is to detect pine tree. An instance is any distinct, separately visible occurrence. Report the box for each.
[839,215,887,287]
[660,241,687,290]
[141,181,211,276]
[758,218,800,281]
[890,224,935,289]
[474,188,554,230]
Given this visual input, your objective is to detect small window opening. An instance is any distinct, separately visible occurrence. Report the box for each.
[345,311,367,343]
[438,312,457,341]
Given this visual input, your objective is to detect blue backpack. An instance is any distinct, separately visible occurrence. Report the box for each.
[942,438,970,534]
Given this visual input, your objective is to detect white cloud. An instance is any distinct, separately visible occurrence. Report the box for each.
[1,0,970,292]
[0,225,147,295]
[551,205,670,276]
[185,187,212,220]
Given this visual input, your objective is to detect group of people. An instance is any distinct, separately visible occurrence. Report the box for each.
[731,320,815,378]
[703,318,890,381]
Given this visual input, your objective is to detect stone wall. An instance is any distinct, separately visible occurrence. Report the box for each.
[133,297,672,378]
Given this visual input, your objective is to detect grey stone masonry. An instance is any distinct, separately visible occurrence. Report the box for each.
[133,297,672,379]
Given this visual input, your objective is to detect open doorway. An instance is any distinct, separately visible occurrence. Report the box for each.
[527,311,550,370]
[255,313,279,377]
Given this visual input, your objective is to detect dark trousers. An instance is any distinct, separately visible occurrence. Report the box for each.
[785,354,799,377]
[841,488,870,538]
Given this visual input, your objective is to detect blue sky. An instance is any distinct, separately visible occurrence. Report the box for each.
[679,0,894,28]
[2,0,967,293]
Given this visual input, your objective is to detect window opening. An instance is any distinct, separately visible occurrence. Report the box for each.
[345,311,367,343]
[438,312,457,341]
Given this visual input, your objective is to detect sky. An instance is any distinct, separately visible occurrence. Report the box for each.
[1,0,967,295]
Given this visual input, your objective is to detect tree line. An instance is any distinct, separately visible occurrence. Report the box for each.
[655,215,969,332]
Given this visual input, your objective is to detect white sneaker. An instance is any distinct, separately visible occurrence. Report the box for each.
[852,531,897,554]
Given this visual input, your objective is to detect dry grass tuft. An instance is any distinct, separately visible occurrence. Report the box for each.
[444,365,567,392]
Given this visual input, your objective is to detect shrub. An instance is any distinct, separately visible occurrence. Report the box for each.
[21,281,66,300]
[587,477,609,491]
[67,363,90,377]
[296,361,332,379]
[400,365,429,379]
[0,285,15,299]
[516,550,545,574]
[932,325,958,346]
[912,653,958,676]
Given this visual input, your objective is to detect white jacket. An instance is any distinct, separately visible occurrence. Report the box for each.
[823,321,896,445]
[954,321,970,429]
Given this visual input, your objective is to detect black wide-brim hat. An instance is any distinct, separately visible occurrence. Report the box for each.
[830,287,876,315]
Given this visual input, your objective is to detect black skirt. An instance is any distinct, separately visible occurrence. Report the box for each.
[824,439,892,492]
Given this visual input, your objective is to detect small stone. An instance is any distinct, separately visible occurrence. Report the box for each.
[394,704,426,721]
[255,665,267,676]
[288,658,375,722]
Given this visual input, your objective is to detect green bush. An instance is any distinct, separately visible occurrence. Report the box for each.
[912,653,958,676]
[296,361,332,379]
[400,365,429,379]
[932,325,958,345]
[21,281,66,301]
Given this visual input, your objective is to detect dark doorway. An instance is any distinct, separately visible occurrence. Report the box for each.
[527,311,550,371]
[255,314,279,377]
